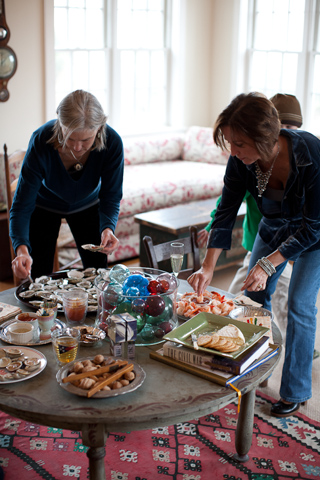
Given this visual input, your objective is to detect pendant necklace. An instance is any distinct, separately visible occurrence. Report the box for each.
[255,142,280,197]
[69,149,84,171]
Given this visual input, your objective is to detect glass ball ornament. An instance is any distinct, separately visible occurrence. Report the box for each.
[139,324,155,342]
[156,273,178,294]
[131,298,146,314]
[145,296,173,325]
[109,264,131,284]
[125,286,140,298]
[147,280,162,294]
[144,295,165,317]
[102,283,123,307]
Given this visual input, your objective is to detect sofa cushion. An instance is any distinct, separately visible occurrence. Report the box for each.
[182,126,229,165]
[123,133,185,166]
[119,160,225,218]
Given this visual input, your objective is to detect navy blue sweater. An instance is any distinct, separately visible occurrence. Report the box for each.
[10,120,124,253]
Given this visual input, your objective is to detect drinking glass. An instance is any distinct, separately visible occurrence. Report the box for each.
[63,290,88,326]
[51,327,80,366]
[170,242,184,277]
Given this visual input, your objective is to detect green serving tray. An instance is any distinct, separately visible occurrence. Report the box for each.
[163,312,270,359]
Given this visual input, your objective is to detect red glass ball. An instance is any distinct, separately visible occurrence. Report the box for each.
[147,280,162,294]
[144,295,165,317]
[159,279,170,293]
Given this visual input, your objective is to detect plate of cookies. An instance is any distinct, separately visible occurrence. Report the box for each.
[163,312,270,358]
[56,354,146,398]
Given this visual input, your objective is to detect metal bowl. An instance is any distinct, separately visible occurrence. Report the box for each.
[73,326,106,346]
[229,306,274,322]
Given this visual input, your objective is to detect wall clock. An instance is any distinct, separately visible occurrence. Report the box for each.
[0,0,17,102]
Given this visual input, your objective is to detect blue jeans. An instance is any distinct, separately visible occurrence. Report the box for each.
[245,233,320,403]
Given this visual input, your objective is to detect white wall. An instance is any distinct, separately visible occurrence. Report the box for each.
[0,0,45,153]
[0,0,238,152]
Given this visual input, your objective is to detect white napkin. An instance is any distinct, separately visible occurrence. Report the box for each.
[0,302,22,324]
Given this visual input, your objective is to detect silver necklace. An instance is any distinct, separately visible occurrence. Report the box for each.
[255,143,280,197]
[69,149,84,171]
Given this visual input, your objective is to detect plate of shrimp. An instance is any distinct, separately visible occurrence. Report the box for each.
[176,290,235,321]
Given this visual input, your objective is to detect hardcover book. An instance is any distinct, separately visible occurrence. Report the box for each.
[150,344,279,387]
[162,336,270,375]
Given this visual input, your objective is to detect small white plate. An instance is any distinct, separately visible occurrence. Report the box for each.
[0,346,47,384]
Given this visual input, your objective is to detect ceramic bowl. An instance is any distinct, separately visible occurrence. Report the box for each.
[15,312,39,331]
[7,322,34,344]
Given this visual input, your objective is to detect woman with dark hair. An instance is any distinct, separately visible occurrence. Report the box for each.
[10,90,124,280]
[188,92,320,417]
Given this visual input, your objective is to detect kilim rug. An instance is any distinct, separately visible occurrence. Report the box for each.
[0,390,319,480]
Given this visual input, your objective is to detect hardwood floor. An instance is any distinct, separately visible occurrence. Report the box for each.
[0,279,14,292]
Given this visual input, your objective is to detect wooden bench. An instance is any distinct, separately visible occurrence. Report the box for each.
[134,198,246,271]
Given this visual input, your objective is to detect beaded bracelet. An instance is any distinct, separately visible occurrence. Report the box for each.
[256,257,276,276]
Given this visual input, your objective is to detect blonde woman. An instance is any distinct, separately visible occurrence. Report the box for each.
[10,90,124,279]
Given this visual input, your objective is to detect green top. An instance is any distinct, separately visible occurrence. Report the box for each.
[205,191,262,252]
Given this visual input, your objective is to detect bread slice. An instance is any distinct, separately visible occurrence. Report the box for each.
[216,323,245,346]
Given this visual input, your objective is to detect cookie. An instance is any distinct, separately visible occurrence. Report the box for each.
[206,334,220,348]
[211,338,227,349]
[197,335,213,347]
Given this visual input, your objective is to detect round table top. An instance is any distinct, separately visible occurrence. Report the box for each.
[0,284,282,433]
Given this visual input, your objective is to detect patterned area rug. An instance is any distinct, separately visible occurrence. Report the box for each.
[0,391,319,479]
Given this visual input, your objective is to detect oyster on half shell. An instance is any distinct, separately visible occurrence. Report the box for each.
[81,244,104,252]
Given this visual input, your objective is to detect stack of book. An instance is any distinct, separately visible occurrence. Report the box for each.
[150,336,279,387]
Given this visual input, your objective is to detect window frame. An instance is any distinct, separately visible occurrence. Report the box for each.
[243,0,320,133]
[44,0,181,135]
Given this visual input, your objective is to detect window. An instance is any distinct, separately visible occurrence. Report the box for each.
[245,0,320,134]
[52,0,173,133]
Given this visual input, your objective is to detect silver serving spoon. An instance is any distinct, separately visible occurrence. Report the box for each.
[81,244,104,252]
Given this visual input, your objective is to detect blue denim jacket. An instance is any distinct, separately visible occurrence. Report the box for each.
[207,129,320,261]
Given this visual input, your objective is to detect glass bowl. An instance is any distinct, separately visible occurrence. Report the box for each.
[229,306,274,322]
[94,266,179,346]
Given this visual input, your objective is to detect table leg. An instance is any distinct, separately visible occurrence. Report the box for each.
[82,424,108,480]
[233,388,256,462]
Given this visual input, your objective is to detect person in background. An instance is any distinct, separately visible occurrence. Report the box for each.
[10,90,124,280]
[197,93,303,345]
[189,92,320,417]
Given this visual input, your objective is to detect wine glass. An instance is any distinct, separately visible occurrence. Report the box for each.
[170,242,184,277]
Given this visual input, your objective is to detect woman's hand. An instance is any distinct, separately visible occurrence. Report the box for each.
[11,246,33,280]
[241,264,268,292]
[197,229,209,248]
[188,266,214,295]
[100,228,120,254]
[188,247,222,295]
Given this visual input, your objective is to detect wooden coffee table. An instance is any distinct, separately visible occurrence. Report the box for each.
[134,198,246,270]
[0,283,281,480]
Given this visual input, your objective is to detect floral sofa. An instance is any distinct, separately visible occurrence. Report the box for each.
[0,126,229,265]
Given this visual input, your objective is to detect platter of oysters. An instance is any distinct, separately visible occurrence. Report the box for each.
[0,346,47,383]
[15,267,106,313]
